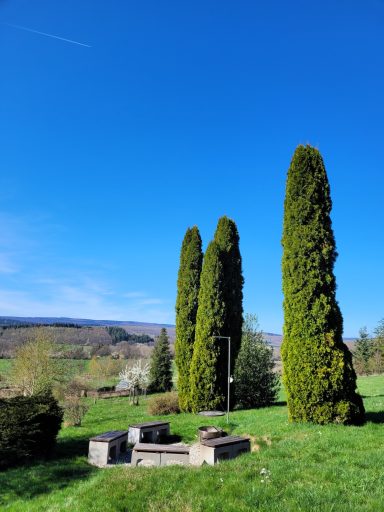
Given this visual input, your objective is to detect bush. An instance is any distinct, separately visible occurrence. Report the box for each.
[148,392,180,415]
[63,395,89,427]
[0,393,63,469]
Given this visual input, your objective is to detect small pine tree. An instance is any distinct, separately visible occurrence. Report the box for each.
[149,328,173,393]
[175,226,203,411]
[281,144,364,425]
[189,241,226,412]
[372,319,384,374]
[234,314,279,409]
[353,327,373,375]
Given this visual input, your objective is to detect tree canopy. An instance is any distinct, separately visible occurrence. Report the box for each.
[281,144,364,425]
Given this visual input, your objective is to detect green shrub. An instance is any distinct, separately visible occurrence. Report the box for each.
[0,393,63,469]
[147,392,180,415]
[63,395,89,427]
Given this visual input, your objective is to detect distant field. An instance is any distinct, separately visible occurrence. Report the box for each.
[0,359,11,379]
[1,375,383,511]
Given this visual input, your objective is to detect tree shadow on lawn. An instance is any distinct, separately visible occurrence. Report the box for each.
[0,454,96,504]
[55,433,91,459]
[273,401,287,407]
[365,411,384,424]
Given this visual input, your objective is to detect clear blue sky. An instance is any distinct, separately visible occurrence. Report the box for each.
[0,0,383,336]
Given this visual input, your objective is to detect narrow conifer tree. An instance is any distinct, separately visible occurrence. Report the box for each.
[175,226,203,411]
[281,144,364,424]
[189,241,226,412]
[149,328,173,393]
[214,216,244,365]
[353,327,373,375]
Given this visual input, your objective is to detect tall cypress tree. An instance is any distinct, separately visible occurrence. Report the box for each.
[175,226,203,411]
[149,328,173,393]
[214,216,244,366]
[281,144,364,425]
[189,241,226,412]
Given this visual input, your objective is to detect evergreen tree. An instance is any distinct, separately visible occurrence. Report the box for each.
[372,318,384,373]
[189,241,226,412]
[214,216,244,403]
[234,314,279,409]
[149,328,173,393]
[353,327,373,375]
[175,226,203,411]
[281,144,364,425]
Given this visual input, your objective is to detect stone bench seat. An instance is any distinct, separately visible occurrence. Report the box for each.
[131,442,190,467]
[128,421,170,444]
[199,435,250,465]
[88,430,128,466]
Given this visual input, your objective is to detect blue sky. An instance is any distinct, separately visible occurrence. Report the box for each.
[0,0,383,336]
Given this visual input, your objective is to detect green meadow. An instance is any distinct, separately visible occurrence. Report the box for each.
[1,375,384,511]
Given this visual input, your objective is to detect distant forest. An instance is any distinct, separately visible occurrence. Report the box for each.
[0,323,154,359]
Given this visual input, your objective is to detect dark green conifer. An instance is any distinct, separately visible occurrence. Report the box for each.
[234,314,279,409]
[175,226,203,411]
[214,216,244,364]
[353,327,373,375]
[189,241,226,412]
[149,328,173,393]
[281,144,364,424]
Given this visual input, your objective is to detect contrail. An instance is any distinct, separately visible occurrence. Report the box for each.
[3,22,92,48]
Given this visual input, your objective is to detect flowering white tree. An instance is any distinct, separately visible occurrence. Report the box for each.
[118,360,150,405]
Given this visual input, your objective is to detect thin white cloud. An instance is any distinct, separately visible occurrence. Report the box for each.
[122,291,147,299]
[138,298,165,306]
[3,23,92,48]
[0,254,18,274]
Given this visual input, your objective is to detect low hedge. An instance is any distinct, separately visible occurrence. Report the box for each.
[0,393,63,469]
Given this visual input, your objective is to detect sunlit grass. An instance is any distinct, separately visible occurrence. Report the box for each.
[1,375,384,511]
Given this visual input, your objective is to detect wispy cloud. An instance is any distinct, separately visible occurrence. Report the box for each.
[0,253,18,274]
[3,22,92,48]
[122,291,147,299]
[0,213,173,323]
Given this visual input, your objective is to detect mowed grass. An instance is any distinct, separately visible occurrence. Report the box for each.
[1,375,384,511]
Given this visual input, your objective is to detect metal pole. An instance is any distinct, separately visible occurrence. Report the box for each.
[227,336,231,424]
[212,335,231,424]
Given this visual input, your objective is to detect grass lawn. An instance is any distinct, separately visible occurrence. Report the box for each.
[1,375,384,511]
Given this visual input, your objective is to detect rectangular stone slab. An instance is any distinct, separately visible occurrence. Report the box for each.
[132,443,190,454]
[201,435,250,447]
[90,430,128,443]
[129,421,170,428]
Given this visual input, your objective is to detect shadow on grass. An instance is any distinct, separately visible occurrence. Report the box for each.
[365,411,384,424]
[0,455,96,504]
[0,431,98,505]
[55,433,90,459]
[273,401,287,407]
[361,394,384,399]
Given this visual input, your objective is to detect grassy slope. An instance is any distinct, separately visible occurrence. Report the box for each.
[1,376,384,511]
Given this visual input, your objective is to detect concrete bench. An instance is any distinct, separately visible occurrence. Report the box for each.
[88,430,128,466]
[131,442,190,467]
[199,435,250,465]
[128,420,170,445]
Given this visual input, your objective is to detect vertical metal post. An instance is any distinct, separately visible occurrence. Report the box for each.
[212,335,231,424]
[227,336,231,424]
